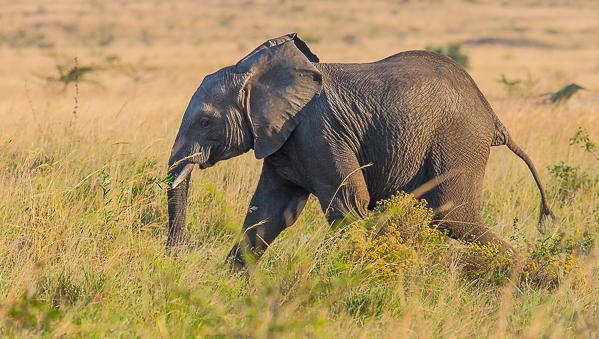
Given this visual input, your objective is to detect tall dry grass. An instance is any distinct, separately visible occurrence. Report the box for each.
[1,0,599,337]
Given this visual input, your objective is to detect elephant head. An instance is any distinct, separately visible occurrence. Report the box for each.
[166,33,322,246]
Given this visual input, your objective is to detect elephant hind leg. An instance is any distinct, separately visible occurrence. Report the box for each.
[432,200,516,256]
[421,168,519,262]
[434,207,522,275]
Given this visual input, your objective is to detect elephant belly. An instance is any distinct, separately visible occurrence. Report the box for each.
[362,145,430,210]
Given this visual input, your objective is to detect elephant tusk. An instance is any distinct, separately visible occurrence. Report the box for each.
[171,163,196,189]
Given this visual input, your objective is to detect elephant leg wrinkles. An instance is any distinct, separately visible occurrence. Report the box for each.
[226,163,310,267]
[311,150,370,227]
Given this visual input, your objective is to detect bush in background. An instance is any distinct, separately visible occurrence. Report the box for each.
[426,42,469,68]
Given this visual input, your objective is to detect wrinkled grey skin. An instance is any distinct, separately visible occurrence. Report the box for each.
[167,33,554,267]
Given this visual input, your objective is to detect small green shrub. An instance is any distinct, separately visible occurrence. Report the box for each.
[511,216,594,287]
[548,128,599,201]
[35,56,101,90]
[497,72,538,96]
[302,36,321,44]
[548,162,596,201]
[570,127,599,161]
[426,43,468,68]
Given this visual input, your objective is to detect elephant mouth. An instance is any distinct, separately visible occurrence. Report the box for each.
[169,146,217,189]
[198,161,212,170]
[170,160,213,189]
[170,163,196,189]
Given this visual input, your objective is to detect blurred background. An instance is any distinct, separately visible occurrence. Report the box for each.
[1,0,598,141]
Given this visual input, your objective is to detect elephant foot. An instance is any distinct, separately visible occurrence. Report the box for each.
[225,244,262,274]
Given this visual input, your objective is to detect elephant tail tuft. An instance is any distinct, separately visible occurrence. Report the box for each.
[504,136,556,233]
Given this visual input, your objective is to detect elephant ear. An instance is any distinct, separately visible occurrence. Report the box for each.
[236,33,322,159]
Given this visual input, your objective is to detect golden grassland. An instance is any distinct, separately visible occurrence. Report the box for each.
[1,0,599,337]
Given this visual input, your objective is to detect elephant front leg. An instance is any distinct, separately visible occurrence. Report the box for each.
[226,170,310,268]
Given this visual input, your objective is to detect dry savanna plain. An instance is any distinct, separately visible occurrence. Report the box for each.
[1,0,599,337]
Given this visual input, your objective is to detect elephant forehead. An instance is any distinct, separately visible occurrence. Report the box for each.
[200,73,221,90]
[199,70,230,95]
[188,91,218,111]
[185,93,226,122]
[185,67,238,119]
[187,95,208,113]
[191,79,228,108]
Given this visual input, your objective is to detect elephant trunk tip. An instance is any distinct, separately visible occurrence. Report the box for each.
[171,163,196,189]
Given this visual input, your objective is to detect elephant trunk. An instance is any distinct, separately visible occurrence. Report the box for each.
[166,161,192,247]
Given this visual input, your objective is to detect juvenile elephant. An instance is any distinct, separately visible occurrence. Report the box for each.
[167,33,554,266]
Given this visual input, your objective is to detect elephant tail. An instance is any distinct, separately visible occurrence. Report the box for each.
[502,134,556,233]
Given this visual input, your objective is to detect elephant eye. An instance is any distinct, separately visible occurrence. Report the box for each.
[199,116,210,128]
